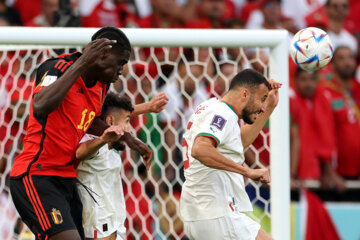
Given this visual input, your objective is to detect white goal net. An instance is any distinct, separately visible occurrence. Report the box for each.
[0,27,289,240]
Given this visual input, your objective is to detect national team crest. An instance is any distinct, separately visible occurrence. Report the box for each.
[210,115,226,130]
[51,208,63,224]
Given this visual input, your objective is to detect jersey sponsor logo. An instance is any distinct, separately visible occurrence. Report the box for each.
[41,75,58,87]
[210,115,226,130]
[50,208,63,224]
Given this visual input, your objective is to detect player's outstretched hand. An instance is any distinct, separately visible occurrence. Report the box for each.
[265,79,282,110]
[79,38,116,68]
[138,143,153,170]
[247,168,270,184]
[121,132,153,170]
[268,79,282,90]
[149,92,169,113]
[101,125,124,144]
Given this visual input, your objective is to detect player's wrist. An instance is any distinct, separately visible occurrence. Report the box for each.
[264,103,276,113]
[99,134,108,145]
[242,167,252,178]
[146,101,153,113]
[73,58,90,73]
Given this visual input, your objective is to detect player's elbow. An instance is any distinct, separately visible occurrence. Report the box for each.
[32,99,44,118]
[75,148,86,160]
[191,143,201,159]
[32,95,49,118]
[240,134,251,149]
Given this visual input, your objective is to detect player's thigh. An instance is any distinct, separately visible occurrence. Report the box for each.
[184,217,234,240]
[256,229,274,240]
[231,212,261,240]
[185,214,264,240]
[49,229,81,240]
[70,184,85,239]
[86,231,117,240]
[10,177,45,238]
[10,175,82,239]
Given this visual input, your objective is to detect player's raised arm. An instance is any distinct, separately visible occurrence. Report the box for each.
[86,95,158,170]
[87,92,169,134]
[76,125,124,160]
[192,136,270,183]
[33,39,116,118]
[240,79,281,148]
[130,92,169,117]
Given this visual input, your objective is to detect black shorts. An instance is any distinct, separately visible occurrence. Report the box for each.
[10,175,84,240]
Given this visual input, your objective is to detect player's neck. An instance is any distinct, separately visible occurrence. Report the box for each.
[81,71,98,88]
[221,93,243,118]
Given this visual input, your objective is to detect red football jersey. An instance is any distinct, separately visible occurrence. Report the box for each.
[10,52,107,178]
[322,77,360,178]
[290,87,336,179]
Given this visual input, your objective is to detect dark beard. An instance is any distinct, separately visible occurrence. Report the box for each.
[242,107,254,124]
[112,141,126,151]
[338,69,355,80]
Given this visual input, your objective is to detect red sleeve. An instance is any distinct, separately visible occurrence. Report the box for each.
[33,58,69,94]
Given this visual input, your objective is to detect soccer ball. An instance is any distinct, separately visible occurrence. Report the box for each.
[290,27,333,71]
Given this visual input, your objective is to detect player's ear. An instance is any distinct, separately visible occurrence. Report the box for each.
[105,115,114,126]
[240,88,250,101]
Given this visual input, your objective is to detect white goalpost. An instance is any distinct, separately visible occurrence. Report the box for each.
[0,27,289,240]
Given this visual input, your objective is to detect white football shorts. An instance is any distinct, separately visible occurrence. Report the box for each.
[184,211,261,240]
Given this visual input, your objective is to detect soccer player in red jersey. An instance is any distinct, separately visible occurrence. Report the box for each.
[9,27,134,240]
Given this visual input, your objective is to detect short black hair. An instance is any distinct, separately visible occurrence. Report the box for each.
[92,27,131,52]
[100,93,134,120]
[229,68,270,92]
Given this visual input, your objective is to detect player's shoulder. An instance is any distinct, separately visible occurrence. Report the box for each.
[194,98,237,122]
[57,51,82,62]
[37,51,81,72]
[193,98,219,115]
[36,52,81,85]
[208,98,238,119]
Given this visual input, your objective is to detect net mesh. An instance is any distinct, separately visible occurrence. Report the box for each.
[0,45,271,240]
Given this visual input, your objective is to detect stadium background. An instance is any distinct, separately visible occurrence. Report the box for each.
[1,0,360,239]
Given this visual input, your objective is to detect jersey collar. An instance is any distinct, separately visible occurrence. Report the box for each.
[221,100,239,118]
